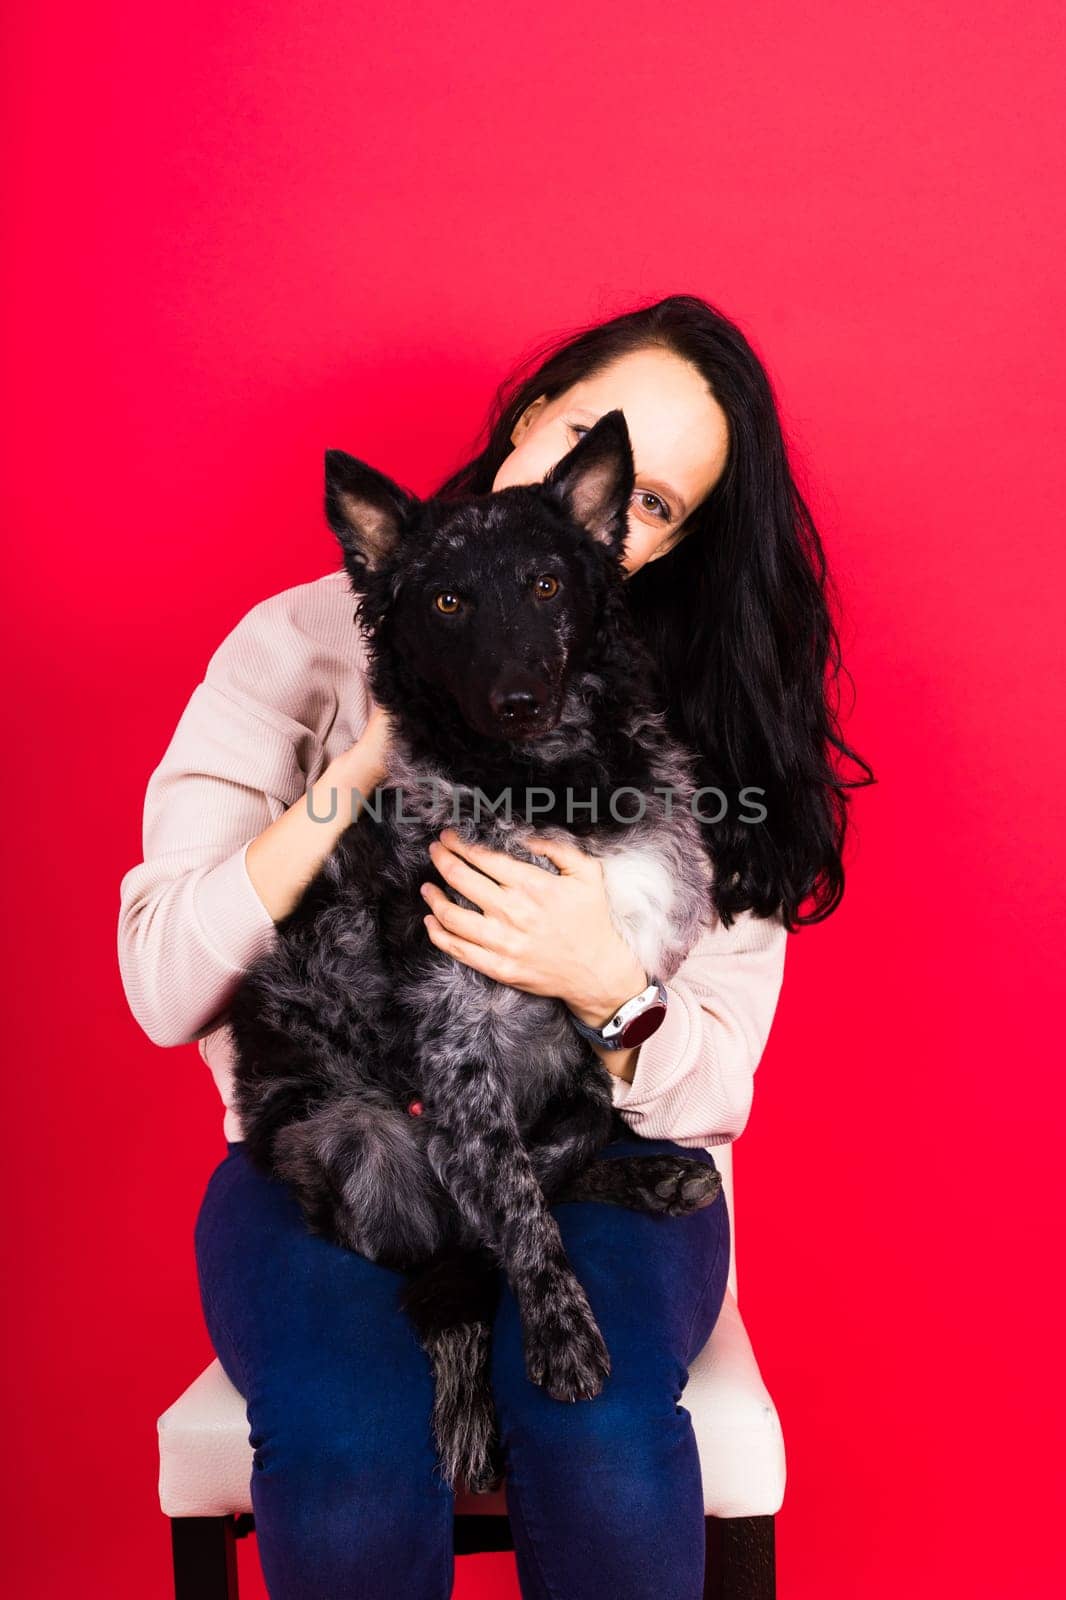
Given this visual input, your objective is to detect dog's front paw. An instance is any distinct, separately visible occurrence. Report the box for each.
[521,1279,611,1402]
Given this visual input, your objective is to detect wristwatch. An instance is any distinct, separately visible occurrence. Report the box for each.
[568,977,669,1050]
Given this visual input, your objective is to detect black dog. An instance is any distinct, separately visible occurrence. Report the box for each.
[228,410,722,1493]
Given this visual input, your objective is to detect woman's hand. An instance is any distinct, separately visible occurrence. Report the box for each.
[244,702,396,923]
[419,826,648,1029]
[347,701,395,788]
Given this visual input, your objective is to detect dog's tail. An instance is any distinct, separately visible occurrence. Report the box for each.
[423,1319,502,1494]
[398,1243,504,1494]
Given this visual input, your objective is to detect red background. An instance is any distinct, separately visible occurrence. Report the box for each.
[3,3,1064,1596]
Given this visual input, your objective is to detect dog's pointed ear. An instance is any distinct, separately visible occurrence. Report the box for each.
[325,450,418,582]
[542,409,634,550]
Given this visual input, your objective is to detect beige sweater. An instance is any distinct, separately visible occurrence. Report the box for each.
[117,568,788,1149]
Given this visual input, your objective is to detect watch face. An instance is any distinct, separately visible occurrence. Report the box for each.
[618,1001,667,1047]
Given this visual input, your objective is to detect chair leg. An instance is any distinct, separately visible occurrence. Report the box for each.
[170,1514,241,1599]
[453,1514,516,1554]
[704,1514,776,1600]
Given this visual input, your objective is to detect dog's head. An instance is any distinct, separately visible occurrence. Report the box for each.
[325,409,638,748]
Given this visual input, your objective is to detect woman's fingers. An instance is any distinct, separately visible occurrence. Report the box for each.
[518,832,598,879]
[427,837,510,914]
[420,881,513,952]
[422,912,521,987]
[433,826,594,892]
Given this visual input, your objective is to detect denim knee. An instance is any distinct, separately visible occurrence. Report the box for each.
[496,1350,689,1470]
[249,1365,443,1500]
[248,1378,453,1596]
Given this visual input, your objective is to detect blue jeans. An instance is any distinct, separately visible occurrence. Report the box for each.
[194,1130,730,1600]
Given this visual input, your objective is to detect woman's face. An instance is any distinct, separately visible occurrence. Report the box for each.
[491,345,730,577]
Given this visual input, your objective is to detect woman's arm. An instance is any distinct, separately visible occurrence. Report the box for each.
[117,587,385,1048]
[244,708,390,921]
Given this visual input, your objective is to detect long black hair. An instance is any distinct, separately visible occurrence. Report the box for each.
[433,293,875,930]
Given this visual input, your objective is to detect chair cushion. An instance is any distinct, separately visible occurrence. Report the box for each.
[158,1288,786,1521]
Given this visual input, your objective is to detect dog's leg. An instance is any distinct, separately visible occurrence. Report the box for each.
[398,1244,504,1494]
[227,913,392,1185]
[271,1098,449,1268]
[465,1082,719,1346]
[553,1153,723,1216]
[526,1065,722,1216]
[425,1064,612,1404]
[524,1060,617,1196]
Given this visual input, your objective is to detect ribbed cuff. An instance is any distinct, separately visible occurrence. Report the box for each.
[191,838,279,974]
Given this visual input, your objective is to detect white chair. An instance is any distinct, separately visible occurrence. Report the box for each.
[158,1141,786,1598]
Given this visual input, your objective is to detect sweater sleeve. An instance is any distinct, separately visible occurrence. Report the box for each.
[608,906,788,1148]
[116,596,329,1048]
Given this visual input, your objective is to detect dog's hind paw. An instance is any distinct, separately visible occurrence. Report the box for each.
[554,1153,722,1216]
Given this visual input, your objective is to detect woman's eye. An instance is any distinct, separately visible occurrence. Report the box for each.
[569,424,669,522]
[636,490,669,520]
[531,574,559,600]
[434,592,461,614]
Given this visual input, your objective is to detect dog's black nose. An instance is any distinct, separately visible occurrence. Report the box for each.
[490,688,543,722]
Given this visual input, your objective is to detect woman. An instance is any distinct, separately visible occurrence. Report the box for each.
[118,292,872,1599]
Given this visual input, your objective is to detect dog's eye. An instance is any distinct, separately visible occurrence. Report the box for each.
[531,575,559,600]
[434,592,461,614]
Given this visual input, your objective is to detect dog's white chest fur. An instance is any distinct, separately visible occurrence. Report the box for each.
[596,843,681,979]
